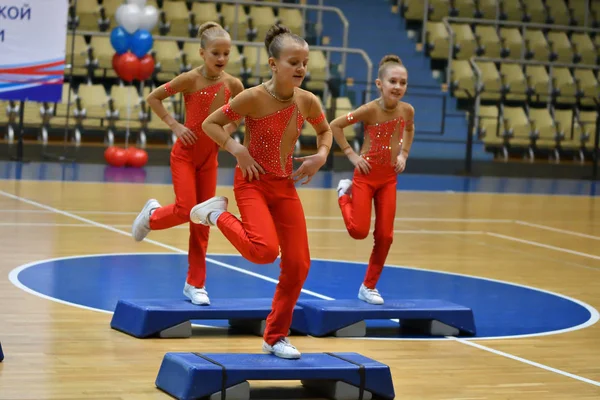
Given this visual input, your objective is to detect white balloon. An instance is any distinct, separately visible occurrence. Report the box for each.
[126,0,146,8]
[115,4,127,27]
[119,4,142,34]
[139,5,159,32]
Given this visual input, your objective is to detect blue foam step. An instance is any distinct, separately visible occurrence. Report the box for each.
[110,298,307,338]
[155,352,395,400]
[296,299,476,337]
[0,340,3,362]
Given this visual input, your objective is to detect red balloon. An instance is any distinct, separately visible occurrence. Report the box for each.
[115,52,141,82]
[138,54,155,81]
[112,53,121,76]
[127,147,148,168]
[105,146,128,167]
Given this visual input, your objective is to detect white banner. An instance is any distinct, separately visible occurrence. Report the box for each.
[0,0,68,102]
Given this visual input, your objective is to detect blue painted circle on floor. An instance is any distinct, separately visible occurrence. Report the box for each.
[12,253,597,340]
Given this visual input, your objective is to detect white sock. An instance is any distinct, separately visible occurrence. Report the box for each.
[208,211,223,225]
[337,189,344,198]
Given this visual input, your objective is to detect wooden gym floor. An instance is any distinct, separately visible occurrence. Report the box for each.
[0,162,599,399]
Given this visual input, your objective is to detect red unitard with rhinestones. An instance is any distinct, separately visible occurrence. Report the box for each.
[149,81,231,288]
[340,110,410,289]
[215,98,325,346]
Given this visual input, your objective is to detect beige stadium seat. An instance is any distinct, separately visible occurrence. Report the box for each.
[476,61,502,101]
[277,8,303,36]
[546,0,570,25]
[579,111,598,143]
[402,0,425,22]
[76,84,108,129]
[305,50,327,92]
[453,0,476,18]
[547,31,575,63]
[220,4,249,40]
[525,65,550,102]
[554,108,584,154]
[500,63,528,101]
[524,29,550,62]
[552,67,577,105]
[499,28,525,59]
[109,85,142,120]
[479,105,506,154]
[243,46,271,82]
[21,102,46,130]
[501,0,524,21]
[48,85,78,129]
[248,6,276,42]
[426,22,449,60]
[502,106,534,151]
[75,0,101,31]
[450,23,477,60]
[89,36,118,79]
[571,1,596,27]
[190,2,219,34]
[574,69,599,107]
[450,60,476,99]
[162,1,191,37]
[474,25,502,58]
[476,0,497,18]
[65,35,89,78]
[101,0,121,25]
[522,0,546,23]
[571,33,596,65]
[428,0,451,22]
[528,107,559,153]
[153,40,182,78]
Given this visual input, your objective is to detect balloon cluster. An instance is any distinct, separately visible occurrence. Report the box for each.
[110,0,158,82]
[104,146,148,168]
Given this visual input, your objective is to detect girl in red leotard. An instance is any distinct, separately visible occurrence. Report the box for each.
[331,54,415,306]
[189,24,332,359]
[131,22,244,306]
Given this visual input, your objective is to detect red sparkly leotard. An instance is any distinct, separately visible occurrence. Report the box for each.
[222,102,325,177]
[165,81,231,146]
[347,112,411,166]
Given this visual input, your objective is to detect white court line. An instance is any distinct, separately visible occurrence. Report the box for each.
[0,209,515,223]
[0,221,483,235]
[487,232,600,261]
[515,220,600,241]
[0,189,332,302]
[2,189,600,387]
[449,337,600,387]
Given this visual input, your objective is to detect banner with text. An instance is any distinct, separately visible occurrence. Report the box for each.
[0,0,68,102]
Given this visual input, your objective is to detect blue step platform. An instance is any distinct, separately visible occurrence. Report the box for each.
[155,352,395,400]
[110,298,307,338]
[0,340,3,362]
[295,299,476,337]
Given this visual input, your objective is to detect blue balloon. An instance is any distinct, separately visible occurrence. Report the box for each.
[110,26,131,55]
[130,29,154,58]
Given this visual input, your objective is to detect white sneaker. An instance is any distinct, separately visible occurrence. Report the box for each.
[189,196,228,226]
[358,283,384,305]
[262,337,301,359]
[132,199,161,241]
[337,179,353,197]
[183,283,210,305]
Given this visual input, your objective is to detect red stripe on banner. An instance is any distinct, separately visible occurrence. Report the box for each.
[0,60,65,74]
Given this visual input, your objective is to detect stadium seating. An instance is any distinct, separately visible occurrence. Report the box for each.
[401,0,599,162]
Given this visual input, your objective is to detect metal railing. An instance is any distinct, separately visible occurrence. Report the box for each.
[443,17,600,87]
[71,30,374,102]
[201,0,350,76]
[421,0,596,44]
